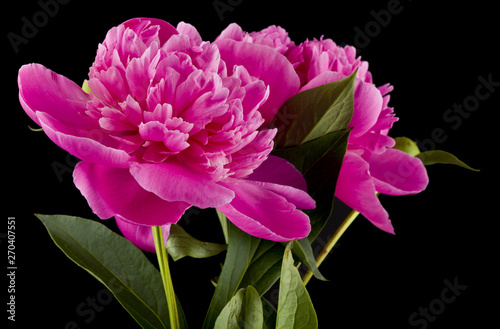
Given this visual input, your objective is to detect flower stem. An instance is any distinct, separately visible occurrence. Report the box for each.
[152,226,179,329]
[216,209,229,244]
[302,209,360,285]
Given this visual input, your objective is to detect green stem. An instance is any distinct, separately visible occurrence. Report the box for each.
[152,226,179,329]
[302,209,360,285]
[216,209,229,244]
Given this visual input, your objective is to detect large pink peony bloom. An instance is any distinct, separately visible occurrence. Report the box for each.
[217,25,429,233]
[18,18,315,252]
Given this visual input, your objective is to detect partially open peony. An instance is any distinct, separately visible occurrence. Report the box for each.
[18,18,315,252]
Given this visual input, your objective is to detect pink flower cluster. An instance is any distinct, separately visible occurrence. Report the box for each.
[18,18,428,251]
[215,22,429,233]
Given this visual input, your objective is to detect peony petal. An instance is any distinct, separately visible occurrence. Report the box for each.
[115,215,171,253]
[37,112,130,167]
[244,180,316,210]
[217,179,311,241]
[123,17,178,46]
[233,151,312,209]
[299,71,346,92]
[335,152,395,234]
[215,39,300,127]
[18,63,94,129]
[176,21,203,46]
[246,155,308,191]
[73,162,190,226]
[129,160,235,208]
[366,148,429,196]
[350,78,383,138]
[216,23,248,42]
[349,131,396,153]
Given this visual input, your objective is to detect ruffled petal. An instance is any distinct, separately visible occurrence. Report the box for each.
[123,17,178,46]
[73,162,190,226]
[129,160,235,208]
[216,23,249,42]
[217,179,311,241]
[335,152,394,234]
[115,216,171,253]
[176,22,202,46]
[215,39,300,127]
[365,148,429,196]
[18,63,94,128]
[37,112,130,167]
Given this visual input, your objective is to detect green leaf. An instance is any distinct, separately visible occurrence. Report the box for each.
[35,214,187,329]
[291,239,326,281]
[416,150,479,171]
[272,73,355,243]
[273,129,350,175]
[239,241,284,295]
[276,243,318,329]
[261,297,277,329]
[214,286,263,329]
[274,70,356,148]
[393,137,420,156]
[242,286,264,329]
[203,220,262,329]
[305,130,350,241]
[273,129,350,242]
[166,224,227,261]
[214,288,246,329]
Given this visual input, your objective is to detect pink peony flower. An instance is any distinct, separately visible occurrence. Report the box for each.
[216,23,295,56]
[18,18,314,252]
[217,25,429,233]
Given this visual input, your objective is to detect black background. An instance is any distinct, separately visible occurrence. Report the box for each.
[4,0,499,328]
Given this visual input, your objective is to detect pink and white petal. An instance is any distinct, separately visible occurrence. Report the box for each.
[18,64,94,129]
[335,152,395,234]
[37,112,130,168]
[215,23,248,42]
[145,18,179,44]
[176,22,203,46]
[115,216,171,253]
[246,155,308,191]
[129,160,235,208]
[217,179,311,241]
[123,17,178,46]
[73,162,190,226]
[366,148,429,196]
[215,39,300,126]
